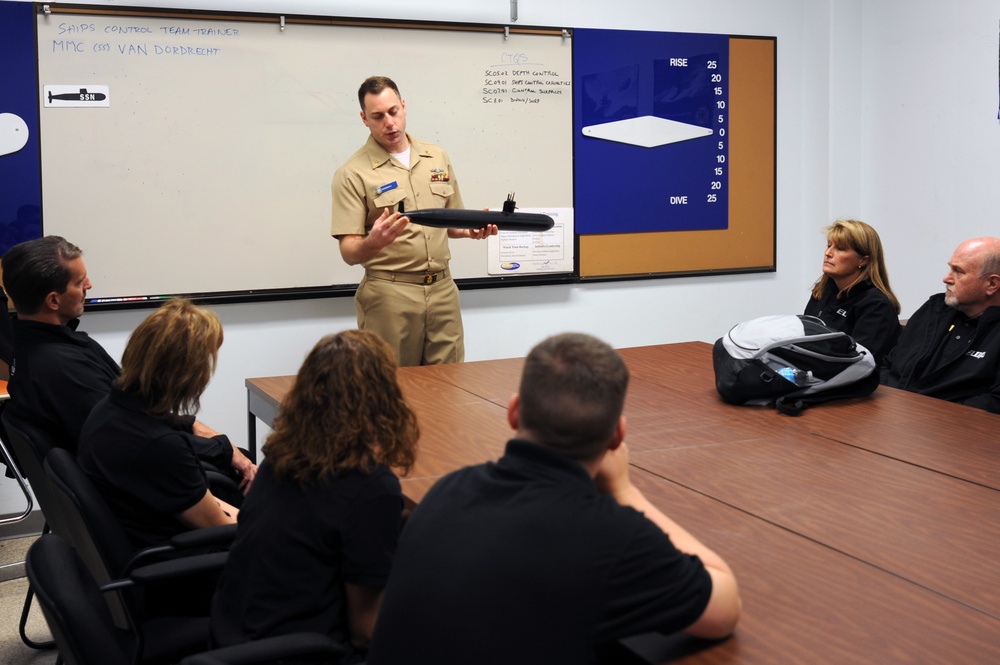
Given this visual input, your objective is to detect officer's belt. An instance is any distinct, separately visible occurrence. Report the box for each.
[365,268,450,285]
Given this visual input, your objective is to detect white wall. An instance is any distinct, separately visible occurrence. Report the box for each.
[5,0,996,513]
[859,0,1000,312]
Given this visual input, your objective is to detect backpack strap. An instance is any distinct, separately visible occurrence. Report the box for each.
[775,395,806,416]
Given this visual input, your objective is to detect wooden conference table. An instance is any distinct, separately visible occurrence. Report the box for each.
[246,342,1000,664]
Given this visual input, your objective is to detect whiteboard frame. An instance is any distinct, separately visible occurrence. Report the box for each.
[34,5,576,310]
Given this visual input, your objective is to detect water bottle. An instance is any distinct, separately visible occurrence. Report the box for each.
[778,367,813,385]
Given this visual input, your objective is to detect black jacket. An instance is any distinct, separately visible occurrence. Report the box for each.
[804,279,900,365]
[880,294,1000,414]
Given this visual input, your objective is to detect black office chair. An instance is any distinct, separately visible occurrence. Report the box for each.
[0,405,34,525]
[3,404,237,649]
[43,448,236,632]
[26,533,347,665]
[2,410,73,537]
[1,409,72,650]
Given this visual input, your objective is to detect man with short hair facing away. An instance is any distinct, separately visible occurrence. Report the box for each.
[367,333,741,665]
[881,236,1000,413]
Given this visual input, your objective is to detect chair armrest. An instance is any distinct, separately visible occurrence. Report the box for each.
[178,632,347,665]
[169,523,238,549]
[124,524,237,573]
[127,551,229,587]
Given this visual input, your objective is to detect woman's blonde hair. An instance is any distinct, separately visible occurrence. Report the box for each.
[117,298,224,421]
[262,330,419,484]
[811,219,901,314]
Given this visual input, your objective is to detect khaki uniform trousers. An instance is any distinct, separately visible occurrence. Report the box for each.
[355,271,465,367]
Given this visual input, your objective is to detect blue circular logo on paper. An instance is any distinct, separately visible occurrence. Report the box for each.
[500,262,520,270]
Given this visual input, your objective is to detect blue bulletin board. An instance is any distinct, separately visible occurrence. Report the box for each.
[574,28,730,235]
[574,32,776,280]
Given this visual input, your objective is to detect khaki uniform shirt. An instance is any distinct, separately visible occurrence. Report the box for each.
[331,134,464,272]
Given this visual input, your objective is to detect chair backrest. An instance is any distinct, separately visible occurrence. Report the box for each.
[25,533,134,665]
[44,447,138,582]
[1,409,73,537]
[44,447,140,627]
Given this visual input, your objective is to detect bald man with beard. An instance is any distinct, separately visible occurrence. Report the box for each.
[880,236,1000,413]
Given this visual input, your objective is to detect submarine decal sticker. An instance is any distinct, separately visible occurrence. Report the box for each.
[43,85,110,108]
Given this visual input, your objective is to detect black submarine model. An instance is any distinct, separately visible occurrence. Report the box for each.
[402,193,554,232]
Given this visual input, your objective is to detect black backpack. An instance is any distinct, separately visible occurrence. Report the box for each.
[712,314,879,415]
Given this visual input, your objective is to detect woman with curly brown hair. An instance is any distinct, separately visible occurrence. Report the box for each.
[210,330,419,663]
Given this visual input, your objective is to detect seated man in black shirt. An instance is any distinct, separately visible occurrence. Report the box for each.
[880,236,1000,413]
[367,333,742,665]
[1,235,256,493]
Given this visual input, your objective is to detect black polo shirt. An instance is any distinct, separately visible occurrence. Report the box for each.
[211,460,402,662]
[8,318,121,450]
[368,439,712,665]
[78,387,214,549]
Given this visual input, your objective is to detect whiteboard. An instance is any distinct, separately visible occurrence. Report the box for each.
[36,11,573,303]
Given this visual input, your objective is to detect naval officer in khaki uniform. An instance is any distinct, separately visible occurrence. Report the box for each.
[331,76,497,366]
